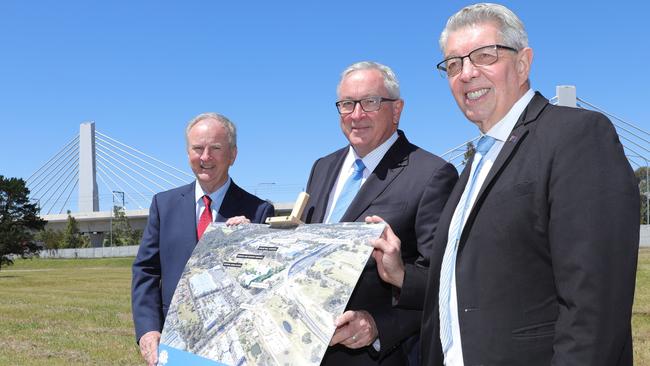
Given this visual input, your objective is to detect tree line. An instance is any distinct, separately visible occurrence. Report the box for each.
[0,176,141,270]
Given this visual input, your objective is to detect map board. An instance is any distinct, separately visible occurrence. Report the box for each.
[157,222,385,365]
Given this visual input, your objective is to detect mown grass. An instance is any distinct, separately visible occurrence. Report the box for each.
[0,258,140,365]
[0,251,648,365]
[634,248,650,364]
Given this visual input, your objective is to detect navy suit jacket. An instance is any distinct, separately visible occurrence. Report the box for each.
[400,93,639,366]
[131,180,274,341]
[303,131,458,365]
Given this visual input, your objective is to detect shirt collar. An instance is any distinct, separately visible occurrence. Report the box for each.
[348,131,399,173]
[485,89,535,141]
[194,177,231,204]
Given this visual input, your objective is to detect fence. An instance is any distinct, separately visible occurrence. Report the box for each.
[39,245,139,259]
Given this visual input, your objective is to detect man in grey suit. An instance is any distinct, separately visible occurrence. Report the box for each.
[303,61,458,365]
[370,3,639,366]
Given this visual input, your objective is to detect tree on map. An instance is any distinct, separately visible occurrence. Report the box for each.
[0,176,46,270]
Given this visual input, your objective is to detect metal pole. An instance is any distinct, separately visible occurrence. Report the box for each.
[643,158,650,225]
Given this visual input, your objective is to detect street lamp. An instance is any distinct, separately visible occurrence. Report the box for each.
[110,191,125,247]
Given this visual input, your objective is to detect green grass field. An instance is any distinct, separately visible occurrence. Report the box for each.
[0,250,648,365]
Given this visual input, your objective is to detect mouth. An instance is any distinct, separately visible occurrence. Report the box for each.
[466,88,490,101]
[351,125,370,132]
[200,163,214,170]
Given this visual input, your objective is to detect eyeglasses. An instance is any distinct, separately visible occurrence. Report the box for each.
[436,44,518,78]
[335,96,398,115]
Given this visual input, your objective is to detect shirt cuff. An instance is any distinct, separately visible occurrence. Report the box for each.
[372,338,381,352]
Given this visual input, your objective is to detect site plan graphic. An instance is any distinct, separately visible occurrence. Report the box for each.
[158,222,385,366]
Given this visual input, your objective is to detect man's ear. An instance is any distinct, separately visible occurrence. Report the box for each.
[392,99,404,125]
[230,146,238,166]
[517,47,533,83]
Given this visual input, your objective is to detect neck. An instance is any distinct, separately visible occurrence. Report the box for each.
[199,178,227,195]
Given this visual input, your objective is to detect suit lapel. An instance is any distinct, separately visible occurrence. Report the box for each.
[179,181,199,243]
[459,93,548,249]
[217,181,244,222]
[312,150,347,223]
[341,133,410,222]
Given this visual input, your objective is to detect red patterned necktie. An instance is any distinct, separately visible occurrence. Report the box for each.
[197,195,213,239]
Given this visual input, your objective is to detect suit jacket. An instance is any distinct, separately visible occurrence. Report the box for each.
[303,130,458,365]
[405,93,639,366]
[131,180,274,342]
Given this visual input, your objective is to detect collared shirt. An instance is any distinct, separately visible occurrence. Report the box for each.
[324,132,399,223]
[443,89,535,366]
[194,177,231,226]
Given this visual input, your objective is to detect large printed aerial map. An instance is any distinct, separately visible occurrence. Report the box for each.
[158,222,385,366]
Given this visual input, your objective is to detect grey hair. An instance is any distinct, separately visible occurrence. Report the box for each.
[337,61,400,99]
[439,3,528,54]
[185,112,237,149]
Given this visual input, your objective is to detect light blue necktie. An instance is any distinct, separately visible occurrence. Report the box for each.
[438,135,496,354]
[328,159,366,223]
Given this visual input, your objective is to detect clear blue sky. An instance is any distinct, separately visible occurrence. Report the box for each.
[2,0,648,206]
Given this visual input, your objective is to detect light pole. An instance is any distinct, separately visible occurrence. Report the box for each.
[254,182,276,198]
[110,191,125,246]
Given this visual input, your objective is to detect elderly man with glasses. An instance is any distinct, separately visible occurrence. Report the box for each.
[369,3,639,366]
[301,61,458,365]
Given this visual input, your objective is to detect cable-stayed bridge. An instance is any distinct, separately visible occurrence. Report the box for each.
[28,123,194,215]
[25,85,649,246]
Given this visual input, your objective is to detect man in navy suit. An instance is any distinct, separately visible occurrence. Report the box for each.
[302,61,458,365]
[131,112,274,366]
[370,3,639,366]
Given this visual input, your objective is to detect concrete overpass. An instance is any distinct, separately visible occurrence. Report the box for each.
[42,202,294,247]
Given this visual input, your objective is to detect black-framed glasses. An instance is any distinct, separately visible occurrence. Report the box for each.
[436,44,518,78]
[335,96,398,115]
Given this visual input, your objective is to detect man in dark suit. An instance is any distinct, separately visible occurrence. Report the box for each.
[131,112,274,366]
[370,3,639,366]
[303,61,458,365]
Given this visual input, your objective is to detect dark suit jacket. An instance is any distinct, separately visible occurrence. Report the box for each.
[303,130,458,365]
[403,93,639,366]
[131,180,274,342]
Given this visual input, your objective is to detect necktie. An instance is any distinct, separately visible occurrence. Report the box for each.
[328,159,366,223]
[439,135,496,354]
[197,195,213,239]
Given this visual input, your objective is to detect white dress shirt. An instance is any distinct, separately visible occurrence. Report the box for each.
[442,89,534,365]
[324,132,399,223]
[194,177,231,226]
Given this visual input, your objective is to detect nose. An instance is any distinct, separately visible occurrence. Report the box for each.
[349,101,365,120]
[458,57,478,81]
[200,147,211,161]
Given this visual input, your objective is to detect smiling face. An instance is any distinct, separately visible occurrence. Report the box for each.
[337,69,403,157]
[444,22,532,133]
[187,118,237,193]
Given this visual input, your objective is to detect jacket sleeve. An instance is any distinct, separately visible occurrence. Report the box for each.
[131,194,164,343]
[373,161,458,359]
[546,112,638,365]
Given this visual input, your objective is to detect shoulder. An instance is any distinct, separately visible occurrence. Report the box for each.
[151,182,194,203]
[311,146,348,168]
[535,104,617,145]
[228,181,271,207]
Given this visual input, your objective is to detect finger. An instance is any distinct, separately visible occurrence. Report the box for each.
[364,215,380,224]
[147,352,158,366]
[334,310,357,327]
[330,326,353,346]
